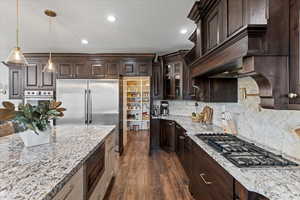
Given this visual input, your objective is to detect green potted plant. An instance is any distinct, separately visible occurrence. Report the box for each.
[0,101,66,147]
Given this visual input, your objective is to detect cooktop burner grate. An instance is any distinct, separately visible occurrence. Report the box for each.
[196,133,298,168]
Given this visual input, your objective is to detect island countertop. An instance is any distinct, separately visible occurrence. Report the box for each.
[154,115,300,200]
[0,125,115,200]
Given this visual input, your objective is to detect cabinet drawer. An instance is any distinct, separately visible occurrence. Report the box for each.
[191,140,234,200]
[53,167,84,200]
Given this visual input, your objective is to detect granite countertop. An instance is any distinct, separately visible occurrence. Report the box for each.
[0,125,115,200]
[155,115,300,200]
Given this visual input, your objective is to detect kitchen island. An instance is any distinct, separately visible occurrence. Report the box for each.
[152,115,300,200]
[0,125,116,200]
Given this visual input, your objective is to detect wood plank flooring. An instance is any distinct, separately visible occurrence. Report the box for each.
[104,131,194,200]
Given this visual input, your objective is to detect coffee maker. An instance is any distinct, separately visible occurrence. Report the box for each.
[160,101,169,116]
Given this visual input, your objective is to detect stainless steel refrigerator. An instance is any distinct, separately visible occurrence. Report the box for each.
[55,79,119,126]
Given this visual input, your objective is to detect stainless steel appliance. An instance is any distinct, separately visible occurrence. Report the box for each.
[56,79,119,126]
[197,133,298,168]
[24,90,54,106]
[160,101,169,116]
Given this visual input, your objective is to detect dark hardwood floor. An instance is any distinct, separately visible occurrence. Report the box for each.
[104,131,194,200]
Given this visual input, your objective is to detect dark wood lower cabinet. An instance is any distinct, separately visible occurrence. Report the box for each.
[189,139,234,200]
[149,118,160,153]
[160,120,176,152]
[151,119,269,200]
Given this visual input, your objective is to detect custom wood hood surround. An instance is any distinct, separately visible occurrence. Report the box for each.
[186,0,290,109]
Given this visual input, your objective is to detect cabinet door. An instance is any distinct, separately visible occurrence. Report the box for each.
[24,64,39,89]
[150,118,160,152]
[289,0,300,106]
[160,120,176,152]
[74,63,90,78]
[173,62,183,99]
[122,62,137,76]
[175,123,186,162]
[90,62,106,78]
[203,1,223,52]
[106,62,119,78]
[138,63,151,76]
[164,64,175,99]
[164,62,183,100]
[41,64,55,89]
[9,68,23,99]
[191,140,234,200]
[152,63,163,99]
[58,63,73,78]
[227,0,244,36]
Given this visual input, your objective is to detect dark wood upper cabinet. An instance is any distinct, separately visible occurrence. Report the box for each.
[74,63,90,78]
[137,62,151,76]
[24,60,55,90]
[204,3,222,51]
[162,51,193,100]
[289,0,300,109]
[9,68,23,99]
[151,61,163,100]
[194,78,238,103]
[106,62,120,78]
[227,0,244,36]
[122,62,137,76]
[89,62,106,78]
[186,0,290,109]
[57,63,73,78]
[25,64,38,89]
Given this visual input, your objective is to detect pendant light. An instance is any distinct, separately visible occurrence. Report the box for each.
[43,9,57,73]
[3,0,28,67]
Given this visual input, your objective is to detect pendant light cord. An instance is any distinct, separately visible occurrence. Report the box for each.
[16,0,20,47]
[49,16,52,60]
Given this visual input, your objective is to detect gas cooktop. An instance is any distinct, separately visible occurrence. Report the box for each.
[196,133,298,168]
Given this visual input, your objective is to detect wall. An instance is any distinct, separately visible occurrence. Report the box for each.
[154,77,300,160]
[0,51,9,103]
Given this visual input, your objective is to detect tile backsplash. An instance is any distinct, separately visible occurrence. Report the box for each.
[154,77,300,160]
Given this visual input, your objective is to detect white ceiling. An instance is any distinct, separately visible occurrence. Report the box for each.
[0,0,196,55]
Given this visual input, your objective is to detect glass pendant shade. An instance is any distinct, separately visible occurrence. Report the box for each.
[43,58,56,73]
[5,47,28,66]
[3,0,28,67]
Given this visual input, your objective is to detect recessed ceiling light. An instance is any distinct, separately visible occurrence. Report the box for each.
[180,29,188,34]
[81,39,88,45]
[107,15,116,22]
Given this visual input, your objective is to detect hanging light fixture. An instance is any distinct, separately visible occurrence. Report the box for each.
[3,0,28,67]
[43,9,57,73]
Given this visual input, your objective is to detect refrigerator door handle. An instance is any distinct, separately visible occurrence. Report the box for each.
[89,89,93,124]
[84,89,88,124]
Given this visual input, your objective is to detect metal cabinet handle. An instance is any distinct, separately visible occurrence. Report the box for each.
[62,184,74,200]
[288,93,298,99]
[200,173,212,185]
[179,136,185,140]
[168,121,175,125]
